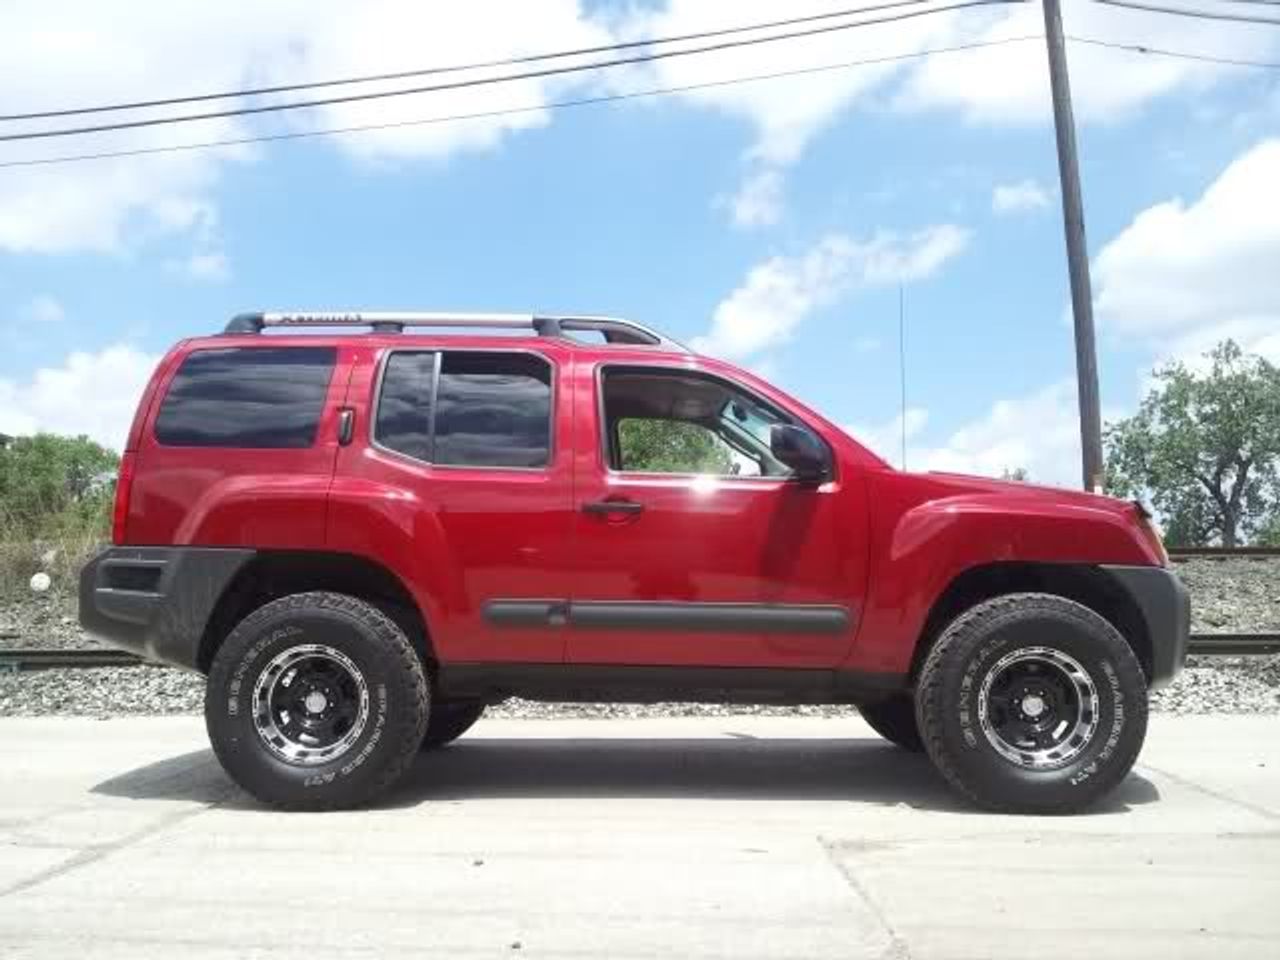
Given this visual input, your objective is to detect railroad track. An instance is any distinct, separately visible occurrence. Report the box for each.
[3,635,1278,671]
[1169,546,1280,560]
[0,648,155,672]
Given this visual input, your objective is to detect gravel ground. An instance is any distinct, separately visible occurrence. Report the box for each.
[2,558,1277,717]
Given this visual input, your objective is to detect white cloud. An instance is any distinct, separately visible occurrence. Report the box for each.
[845,407,929,468]
[606,2,1279,221]
[898,4,1280,124]
[0,1,613,255]
[908,380,1083,485]
[8,1,1273,255]
[0,1,276,255]
[992,179,1050,215]
[606,0,959,225]
[22,295,65,324]
[724,168,784,228]
[1093,139,1280,362]
[263,0,613,163]
[693,225,969,360]
[0,345,159,450]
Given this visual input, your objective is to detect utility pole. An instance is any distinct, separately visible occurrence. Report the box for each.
[1042,0,1103,493]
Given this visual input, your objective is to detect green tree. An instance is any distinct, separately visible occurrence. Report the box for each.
[0,433,118,540]
[1259,511,1280,548]
[618,419,733,474]
[1105,341,1280,547]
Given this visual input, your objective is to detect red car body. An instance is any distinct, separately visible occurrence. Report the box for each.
[83,317,1185,704]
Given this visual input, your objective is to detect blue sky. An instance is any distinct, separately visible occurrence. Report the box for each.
[1,0,1278,485]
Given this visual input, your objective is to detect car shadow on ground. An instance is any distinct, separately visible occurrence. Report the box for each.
[92,735,1160,816]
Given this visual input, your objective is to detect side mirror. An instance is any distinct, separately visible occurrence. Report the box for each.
[770,424,831,482]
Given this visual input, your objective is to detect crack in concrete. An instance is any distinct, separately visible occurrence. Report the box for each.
[818,835,913,960]
[0,784,236,900]
[1139,763,1280,822]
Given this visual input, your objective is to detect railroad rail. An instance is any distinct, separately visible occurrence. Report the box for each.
[1169,546,1280,560]
[3,636,1278,671]
[0,648,152,672]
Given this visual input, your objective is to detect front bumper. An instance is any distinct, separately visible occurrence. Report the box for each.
[1099,564,1191,688]
[79,547,255,672]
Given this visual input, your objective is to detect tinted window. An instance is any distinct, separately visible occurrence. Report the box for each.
[435,353,551,468]
[374,352,436,462]
[375,351,552,468]
[155,347,336,448]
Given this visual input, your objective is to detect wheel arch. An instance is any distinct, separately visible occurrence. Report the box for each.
[197,550,433,673]
[909,562,1153,684]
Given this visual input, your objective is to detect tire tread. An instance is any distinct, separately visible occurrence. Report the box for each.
[206,590,429,811]
[916,592,1147,814]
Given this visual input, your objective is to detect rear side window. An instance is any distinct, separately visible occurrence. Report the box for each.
[154,347,336,448]
[375,351,552,468]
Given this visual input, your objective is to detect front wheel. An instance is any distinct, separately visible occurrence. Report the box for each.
[205,591,429,810]
[916,593,1148,814]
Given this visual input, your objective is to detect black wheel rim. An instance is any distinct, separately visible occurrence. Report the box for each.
[977,646,1100,770]
[251,643,370,766]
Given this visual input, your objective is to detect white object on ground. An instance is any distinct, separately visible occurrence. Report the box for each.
[29,572,51,593]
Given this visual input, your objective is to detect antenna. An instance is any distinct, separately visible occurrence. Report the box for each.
[898,284,907,470]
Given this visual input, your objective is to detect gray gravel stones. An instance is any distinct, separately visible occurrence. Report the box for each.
[0,666,204,717]
[0,592,99,652]
[2,559,1277,718]
[1150,656,1280,715]
[1174,557,1280,633]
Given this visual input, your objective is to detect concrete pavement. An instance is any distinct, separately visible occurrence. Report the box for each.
[0,713,1277,959]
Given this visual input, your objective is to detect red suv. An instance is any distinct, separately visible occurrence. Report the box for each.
[80,311,1188,812]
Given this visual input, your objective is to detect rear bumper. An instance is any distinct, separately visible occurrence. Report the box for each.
[1099,564,1191,688]
[78,547,255,672]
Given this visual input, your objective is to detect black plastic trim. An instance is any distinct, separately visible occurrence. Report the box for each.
[570,601,849,634]
[223,312,264,334]
[438,663,903,705]
[483,600,568,628]
[483,599,851,635]
[79,547,255,671]
[1099,564,1191,688]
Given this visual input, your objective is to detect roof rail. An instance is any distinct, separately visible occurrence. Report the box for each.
[223,311,687,350]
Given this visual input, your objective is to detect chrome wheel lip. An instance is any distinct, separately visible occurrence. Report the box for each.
[977,645,1100,770]
[251,643,370,766]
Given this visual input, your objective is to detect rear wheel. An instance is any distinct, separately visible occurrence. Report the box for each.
[421,702,486,750]
[916,593,1148,814]
[858,695,924,752]
[205,591,429,810]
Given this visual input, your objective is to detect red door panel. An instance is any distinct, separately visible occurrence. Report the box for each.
[565,358,868,668]
[327,341,574,665]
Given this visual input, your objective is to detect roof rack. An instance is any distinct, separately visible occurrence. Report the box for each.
[223,311,688,351]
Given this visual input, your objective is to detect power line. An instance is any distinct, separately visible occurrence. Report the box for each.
[1069,33,1280,66]
[0,0,1026,144]
[1092,0,1280,25]
[0,36,1042,169]
[0,0,932,122]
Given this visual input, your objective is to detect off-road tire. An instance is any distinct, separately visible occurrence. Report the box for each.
[421,702,486,750]
[205,591,429,810]
[859,695,924,752]
[916,592,1148,814]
